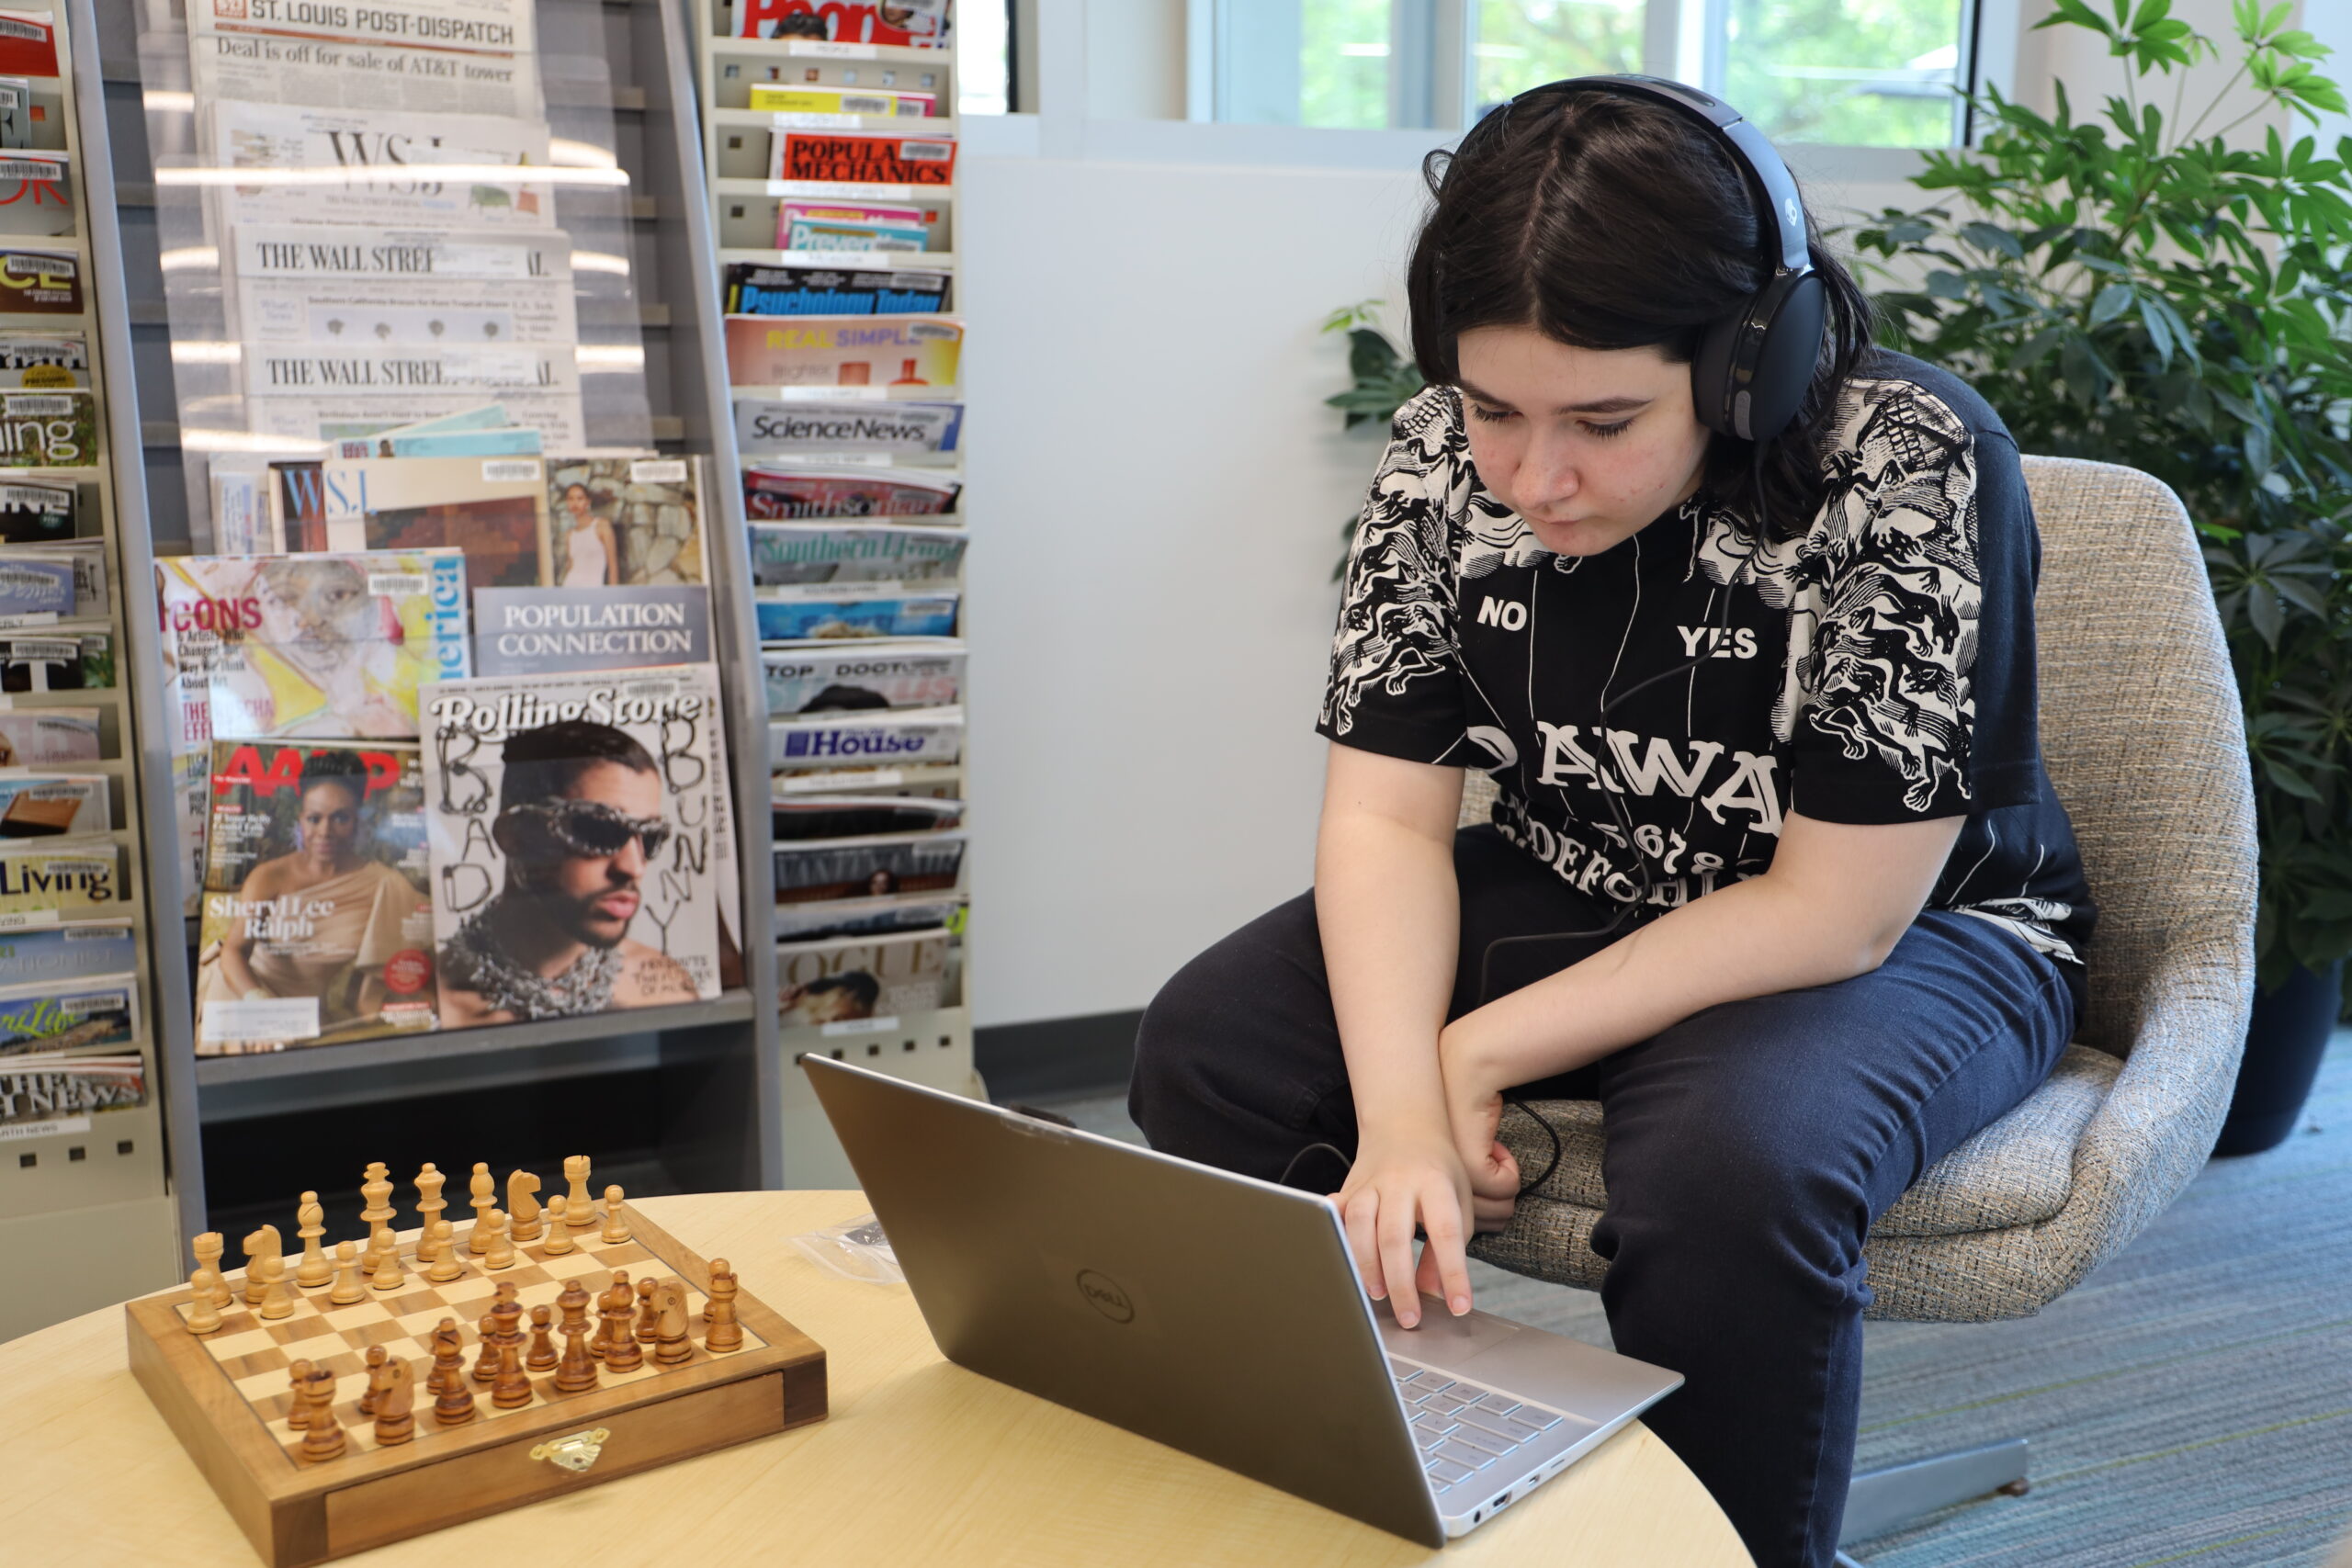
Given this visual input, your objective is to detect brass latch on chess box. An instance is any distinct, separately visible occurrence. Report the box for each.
[529,1427,611,1473]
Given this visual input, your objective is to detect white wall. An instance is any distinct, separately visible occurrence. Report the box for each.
[959,152,1430,1026]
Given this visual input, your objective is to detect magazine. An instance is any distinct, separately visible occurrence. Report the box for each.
[724,263,949,318]
[0,246,80,313]
[777,926,950,1026]
[194,740,437,1053]
[0,708,99,764]
[742,466,960,519]
[0,918,137,987]
[775,199,933,253]
[0,840,119,925]
[0,478,72,542]
[0,150,70,237]
[735,399,962,457]
[155,550,470,744]
[733,0,952,47]
[545,457,707,588]
[754,584,958,641]
[316,453,553,590]
[774,829,964,902]
[0,974,139,1056]
[761,640,963,714]
[773,794,961,840]
[209,101,556,231]
[0,630,109,691]
[0,1054,145,1129]
[768,130,956,186]
[0,774,106,838]
[773,889,964,942]
[0,539,104,617]
[0,386,96,465]
[422,665,731,1024]
[751,524,964,587]
[0,329,85,386]
[724,315,962,389]
[769,705,964,772]
[472,586,712,676]
[747,85,938,118]
[0,11,57,76]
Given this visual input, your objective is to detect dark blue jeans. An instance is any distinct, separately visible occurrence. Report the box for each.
[1129,827,2079,1568]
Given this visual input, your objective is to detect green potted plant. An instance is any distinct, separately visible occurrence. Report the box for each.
[1847,0,2349,1152]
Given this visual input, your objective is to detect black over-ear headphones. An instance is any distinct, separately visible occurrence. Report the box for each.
[1457,73,1826,444]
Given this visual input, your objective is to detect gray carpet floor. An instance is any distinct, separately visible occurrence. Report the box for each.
[1036,1032,2352,1567]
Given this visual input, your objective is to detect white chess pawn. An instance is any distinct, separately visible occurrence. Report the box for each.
[601,1186,629,1245]
[328,1240,368,1306]
[542,1196,576,1256]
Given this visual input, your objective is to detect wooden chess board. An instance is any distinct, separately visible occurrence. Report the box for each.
[126,1203,824,1568]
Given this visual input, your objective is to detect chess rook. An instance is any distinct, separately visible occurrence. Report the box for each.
[563,1154,595,1227]
[191,1232,232,1312]
[298,1363,345,1462]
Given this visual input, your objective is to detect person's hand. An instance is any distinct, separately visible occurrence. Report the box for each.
[1331,1126,1476,1327]
[1440,1019,1522,1225]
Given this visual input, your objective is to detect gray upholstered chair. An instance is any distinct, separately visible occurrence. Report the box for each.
[1461,457,2258,1562]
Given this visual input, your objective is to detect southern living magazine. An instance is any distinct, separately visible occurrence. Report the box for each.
[777,926,950,1027]
[750,523,965,587]
[422,665,731,1025]
[194,740,437,1055]
[544,457,707,588]
[724,315,962,389]
[0,840,119,926]
[154,550,470,745]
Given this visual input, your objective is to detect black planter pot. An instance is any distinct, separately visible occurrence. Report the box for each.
[2213,959,2345,1157]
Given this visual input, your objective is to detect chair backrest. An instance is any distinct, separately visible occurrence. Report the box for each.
[1456,457,2256,1056]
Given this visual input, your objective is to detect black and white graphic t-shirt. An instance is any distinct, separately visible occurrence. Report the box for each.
[1317,347,2095,978]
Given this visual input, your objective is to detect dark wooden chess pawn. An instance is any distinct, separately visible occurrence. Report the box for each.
[704,1258,744,1353]
[492,1341,533,1409]
[603,1273,644,1372]
[373,1359,416,1447]
[356,1345,390,1416]
[633,1277,661,1345]
[470,1311,502,1386]
[590,1269,628,1361]
[652,1280,693,1367]
[526,1303,559,1371]
[298,1363,346,1462]
[553,1280,599,1394]
[430,1320,476,1427]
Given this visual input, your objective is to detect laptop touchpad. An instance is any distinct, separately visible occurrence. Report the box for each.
[1377,1300,1522,1361]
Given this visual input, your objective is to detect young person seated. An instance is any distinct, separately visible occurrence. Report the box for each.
[1129,77,2094,1568]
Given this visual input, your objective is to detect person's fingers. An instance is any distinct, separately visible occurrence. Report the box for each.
[1377,1190,1421,1327]
[1470,1190,1516,1231]
[1419,1186,1474,1316]
[1340,1188,1385,1300]
[1490,1139,1522,1190]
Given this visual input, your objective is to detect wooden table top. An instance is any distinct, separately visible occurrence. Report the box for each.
[0,1189,1752,1566]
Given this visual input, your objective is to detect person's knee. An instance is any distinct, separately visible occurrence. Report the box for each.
[1128,959,1221,1141]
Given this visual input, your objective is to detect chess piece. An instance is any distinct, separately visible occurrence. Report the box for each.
[426,1220,465,1283]
[541,1196,575,1255]
[360,1162,395,1261]
[492,1340,532,1409]
[471,1313,501,1386]
[563,1155,595,1226]
[489,1282,525,1364]
[704,1258,743,1352]
[553,1280,598,1393]
[602,1272,642,1371]
[429,1321,475,1426]
[467,1163,496,1253]
[191,1232,232,1310]
[373,1359,416,1446]
[601,1185,629,1245]
[508,1169,543,1243]
[286,1361,311,1429]
[482,1207,515,1271]
[633,1277,660,1344]
[185,1269,223,1336]
[369,1230,407,1292]
[357,1345,391,1416]
[526,1304,559,1371]
[414,1162,447,1243]
[243,1225,281,1306]
[328,1240,367,1305]
[257,1254,295,1320]
[298,1363,345,1461]
[294,1192,331,1288]
[652,1281,692,1366]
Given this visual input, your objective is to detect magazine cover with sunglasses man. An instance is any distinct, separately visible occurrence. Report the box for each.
[420,664,734,1026]
[191,741,437,1055]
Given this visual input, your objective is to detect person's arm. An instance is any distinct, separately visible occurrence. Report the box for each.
[215,866,276,998]
[597,519,618,584]
[1320,742,1510,1327]
[1436,810,1963,1176]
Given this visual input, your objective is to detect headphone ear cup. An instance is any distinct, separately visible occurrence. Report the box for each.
[1691,307,1746,440]
[1690,270,1826,443]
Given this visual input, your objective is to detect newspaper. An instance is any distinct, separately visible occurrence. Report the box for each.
[773,829,964,903]
[724,315,962,389]
[195,739,437,1053]
[760,639,963,714]
[230,224,580,350]
[187,0,540,119]
[246,384,586,450]
[734,399,962,457]
[777,925,950,1026]
[209,101,556,231]
[769,705,963,772]
[421,664,733,1023]
[750,523,965,587]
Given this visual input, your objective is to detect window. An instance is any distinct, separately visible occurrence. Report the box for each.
[1207,0,1978,149]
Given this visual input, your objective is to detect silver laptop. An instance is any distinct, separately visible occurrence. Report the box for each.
[804,1055,1683,1545]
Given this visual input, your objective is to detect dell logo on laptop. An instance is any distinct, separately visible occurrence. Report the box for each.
[1076,1269,1136,1324]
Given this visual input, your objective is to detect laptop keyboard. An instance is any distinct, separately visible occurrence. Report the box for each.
[1389,1357,1568,1490]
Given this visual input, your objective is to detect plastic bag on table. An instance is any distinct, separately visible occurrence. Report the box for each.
[789,1212,902,1284]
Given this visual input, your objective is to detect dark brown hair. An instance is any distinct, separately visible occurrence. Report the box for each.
[1405,87,1874,539]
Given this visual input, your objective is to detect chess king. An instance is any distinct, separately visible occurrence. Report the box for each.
[435,720,700,1024]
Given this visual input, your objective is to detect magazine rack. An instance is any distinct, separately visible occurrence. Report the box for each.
[690,0,978,1187]
[72,0,786,1255]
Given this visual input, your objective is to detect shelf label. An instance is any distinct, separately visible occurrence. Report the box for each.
[0,1116,91,1143]
[200,997,321,1044]
[758,385,888,402]
[767,248,945,269]
[777,767,905,792]
[788,40,880,60]
[0,908,60,931]
[820,1015,900,1037]
[766,180,920,201]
